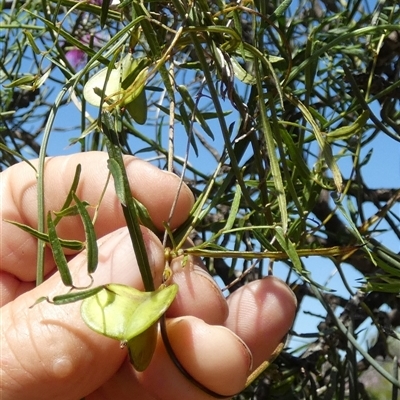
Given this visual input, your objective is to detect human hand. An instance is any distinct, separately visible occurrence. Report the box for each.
[0,152,296,400]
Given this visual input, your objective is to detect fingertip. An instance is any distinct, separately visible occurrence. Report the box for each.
[138,317,251,399]
[168,317,251,395]
[166,255,229,325]
[225,277,296,370]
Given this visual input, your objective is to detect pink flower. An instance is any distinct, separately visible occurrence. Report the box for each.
[65,48,87,69]
[65,33,107,70]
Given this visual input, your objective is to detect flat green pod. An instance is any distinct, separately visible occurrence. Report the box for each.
[81,283,178,341]
[83,67,121,107]
[127,324,158,371]
[125,87,147,125]
[83,54,148,124]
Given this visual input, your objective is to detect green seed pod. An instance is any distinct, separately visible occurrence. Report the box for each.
[80,283,178,370]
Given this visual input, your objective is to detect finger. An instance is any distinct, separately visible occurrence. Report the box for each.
[0,227,165,400]
[86,358,157,400]
[136,317,252,400]
[1,152,194,282]
[224,277,297,371]
[167,255,229,325]
[87,318,252,400]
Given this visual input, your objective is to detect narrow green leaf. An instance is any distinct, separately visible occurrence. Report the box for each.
[308,106,328,127]
[359,148,373,167]
[367,240,400,276]
[100,0,111,27]
[372,255,400,279]
[51,286,104,305]
[72,193,98,274]
[132,197,158,232]
[290,96,343,193]
[3,75,36,88]
[326,110,370,143]
[53,164,82,225]
[53,204,87,218]
[279,128,311,180]
[179,103,199,156]
[365,282,400,293]
[47,212,73,286]
[29,296,48,308]
[334,199,369,252]
[154,104,182,122]
[145,86,165,92]
[224,184,241,231]
[201,111,232,119]
[103,119,155,291]
[36,69,51,88]
[274,226,303,276]
[270,0,292,20]
[243,42,284,108]
[107,158,126,205]
[61,164,82,210]
[255,62,288,232]
[4,220,84,250]
[0,144,37,170]
[23,30,41,54]
[231,57,256,85]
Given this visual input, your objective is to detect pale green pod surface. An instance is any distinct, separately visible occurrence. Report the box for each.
[83,55,148,124]
[121,63,148,104]
[83,67,122,107]
[83,54,137,108]
[127,323,158,371]
[120,53,137,82]
[80,283,178,341]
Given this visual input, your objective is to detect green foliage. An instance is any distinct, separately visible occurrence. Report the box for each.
[2,0,400,398]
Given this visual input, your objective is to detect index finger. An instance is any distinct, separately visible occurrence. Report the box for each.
[0,151,194,282]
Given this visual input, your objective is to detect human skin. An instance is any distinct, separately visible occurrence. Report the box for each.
[0,152,297,400]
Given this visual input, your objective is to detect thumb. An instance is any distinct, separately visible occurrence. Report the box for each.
[0,227,165,400]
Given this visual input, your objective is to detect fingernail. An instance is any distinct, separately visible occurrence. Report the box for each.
[226,327,253,371]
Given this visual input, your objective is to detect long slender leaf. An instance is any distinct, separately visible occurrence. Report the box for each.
[255,62,288,232]
[53,164,82,225]
[102,112,155,292]
[47,212,73,286]
[4,220,84,250]
[72,192,98,274]
[224,184,242,231]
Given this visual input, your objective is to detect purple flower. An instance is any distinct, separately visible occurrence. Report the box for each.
[64,33,107,70]
[65,48,87,69]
